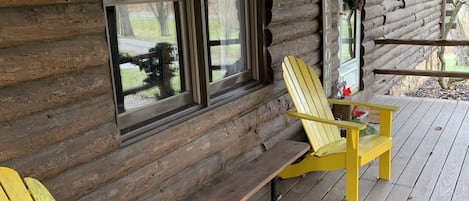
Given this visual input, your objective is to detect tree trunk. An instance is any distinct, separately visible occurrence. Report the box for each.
[438,0,466,89]
[116,5,134,37]
[157,2,170,36]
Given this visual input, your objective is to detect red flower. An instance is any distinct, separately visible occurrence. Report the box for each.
[342,85,352,96]
[353,106,361,117]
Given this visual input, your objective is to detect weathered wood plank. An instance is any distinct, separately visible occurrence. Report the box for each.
[0,94,115,162]
[299,170,345,201]
[268,34,321,65]
[77,129,242,201]
[195,141,309,201]
[272,171,324,201]
[0,0,97,8]
[0,35,109,87]
[451,145,469,201]
[269,19,320,46]
[220,132,262,163]
[429,102,469,201]
[271,0,318,8]
[253,173,302,201]
[2,123,119,180]
[363,4,385,20]
[375,39,469,46]
[270,3,320,25]
[136,154,223,201]
[384,184,413,201]
[374,69,469,78]
[395,101,457,187]
[363,181,394,201]
[408,102,469,201]
[0,65,112,123]
[384,0,440,24]
[0,3,105,48]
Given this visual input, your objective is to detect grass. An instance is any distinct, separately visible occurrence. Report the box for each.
[129,18,177,43]
[119,16,242,98]
[444,54,469,72]
[120,67,226,99]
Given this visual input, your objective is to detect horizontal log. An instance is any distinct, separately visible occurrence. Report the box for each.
[383,0,404,12]
[136,154,223,201]
[0,35,109,87]
[385,0,440,24]
[0,3,105,48]
[0,94,115,162]
[268,34,321,65]
[375,39,469,46]
[77,123,239,201]
[270,3,320,25]
[272,0,318,8]
[0,66,112,123]
[3,123,119,180]
[363,4,385,21]
[365,0,384,6]
[45,87,289,200]
[0,0,96,8]
[362,16,385,30]
[269,19,320,45]
[374,69,469,78]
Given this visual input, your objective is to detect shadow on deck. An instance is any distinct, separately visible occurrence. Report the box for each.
[251,95,469,201]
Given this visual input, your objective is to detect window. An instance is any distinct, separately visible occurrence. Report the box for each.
[338,0,361,93]
[104,0,264,139]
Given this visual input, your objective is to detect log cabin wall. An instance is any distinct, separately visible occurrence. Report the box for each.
[0,0,323,200]
[357,0,442,99]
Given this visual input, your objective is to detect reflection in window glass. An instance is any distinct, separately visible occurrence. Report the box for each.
[207,0,247,82]
[340,2,356,63]
[115,2,184,112]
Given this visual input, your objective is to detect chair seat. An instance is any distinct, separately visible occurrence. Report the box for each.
[313,135,392,165]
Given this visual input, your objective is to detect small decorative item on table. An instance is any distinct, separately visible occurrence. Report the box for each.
[332,81,353,121]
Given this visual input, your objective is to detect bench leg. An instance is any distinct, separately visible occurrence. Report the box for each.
[271,177,277,201]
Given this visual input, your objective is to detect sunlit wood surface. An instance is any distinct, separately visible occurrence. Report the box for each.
[251,95,469,201]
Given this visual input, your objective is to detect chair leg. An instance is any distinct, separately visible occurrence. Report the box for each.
[378,150,391,180]
[345,163,359,201]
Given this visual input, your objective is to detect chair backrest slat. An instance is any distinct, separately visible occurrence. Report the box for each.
[282,56,341,152]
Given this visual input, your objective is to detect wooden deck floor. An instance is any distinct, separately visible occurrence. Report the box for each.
[252,95,469,201]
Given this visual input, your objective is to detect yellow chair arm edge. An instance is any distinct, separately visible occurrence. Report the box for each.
[327,99,399,111]
[286,111,366,130]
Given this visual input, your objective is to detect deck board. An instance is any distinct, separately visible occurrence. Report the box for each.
[252,96,469,201]
[429,101,469,201]
[452,145,469,201]
[409,101,469,201]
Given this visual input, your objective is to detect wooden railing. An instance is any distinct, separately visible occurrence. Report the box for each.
[373,39,469,78]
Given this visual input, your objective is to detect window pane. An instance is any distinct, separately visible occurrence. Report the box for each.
[340,3,356,63]
[115,2,184,113]
[207,0,247,82]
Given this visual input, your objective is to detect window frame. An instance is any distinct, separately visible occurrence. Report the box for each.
[104,0,265,142]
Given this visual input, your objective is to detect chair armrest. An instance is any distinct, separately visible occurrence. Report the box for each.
[286,111,366,130]
[286,111,363,149]
[328,99,399,112]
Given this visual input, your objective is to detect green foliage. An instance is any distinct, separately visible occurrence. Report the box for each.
[444,55,469,72]
[120,43,177,99]
[350,119,378,137]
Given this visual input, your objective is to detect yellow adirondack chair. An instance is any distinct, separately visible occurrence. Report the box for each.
[0,167,55,201]
[278,56,399,201]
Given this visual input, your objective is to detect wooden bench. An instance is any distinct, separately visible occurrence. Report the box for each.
[0,167,55,201]
[196,140,310,201]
